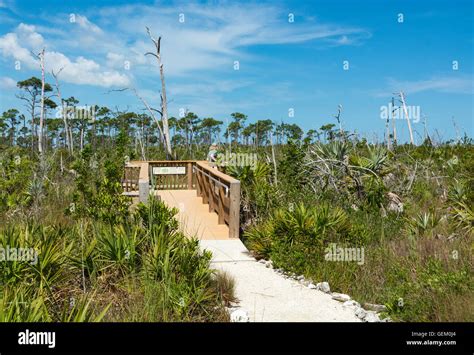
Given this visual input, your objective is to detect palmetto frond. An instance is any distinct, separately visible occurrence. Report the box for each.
[451,202,474,235]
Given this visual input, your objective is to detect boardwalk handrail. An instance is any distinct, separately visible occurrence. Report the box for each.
[147,160,195,190]
[127,160,240,239]
[193,161,240,238]
[122,165,140,192]
[193,165,229,196]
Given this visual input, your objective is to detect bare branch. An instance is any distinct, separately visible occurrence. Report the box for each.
[103,87,130,95]
[51,66,64,78]
[109,86,165,142]
[144,52,159,59]
[150,107,162,116]
[145,26,154,41]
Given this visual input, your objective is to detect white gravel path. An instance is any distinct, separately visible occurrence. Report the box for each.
[199,240,361,322]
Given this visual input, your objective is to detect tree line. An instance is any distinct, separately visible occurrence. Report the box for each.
[0,76,347,157]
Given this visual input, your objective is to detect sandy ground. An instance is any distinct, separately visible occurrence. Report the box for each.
[200,240,361,322]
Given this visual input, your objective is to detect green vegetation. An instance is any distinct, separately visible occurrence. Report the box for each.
[1,74,472,322]
[240,140,474,322]
[0,145,230,322]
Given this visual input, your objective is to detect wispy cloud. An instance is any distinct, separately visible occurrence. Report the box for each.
[1,0,371,102]
[0,76,16,89]
[75,14,103,34]
[64,1,372,76]
[0,23,131,87]
[374,75,473,97]
[169,79,254,97]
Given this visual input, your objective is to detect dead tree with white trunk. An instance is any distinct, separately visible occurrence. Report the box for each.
[399,91,414,145]
[334,104,344,139]
[391,96,397,146]
[145,27,172,158]
[107,86,168,159]
[51,67,72,154]
[35,48,46,155]
[385,105,391,150]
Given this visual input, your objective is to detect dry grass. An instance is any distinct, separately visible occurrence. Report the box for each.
[212,270,238,307]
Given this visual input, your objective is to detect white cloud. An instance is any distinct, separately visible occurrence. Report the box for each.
[331,35,362,46]
[87,2,370,113]
[0,23,42,67]
[16,23,45,49]
[0,23,131,87]
[0,76,16,89]
[75,14,103,34]
[91,2,371,76]
[375,76,473,97]
[0,3,370,93]
[45,51,130,87]
[106,52,126,68]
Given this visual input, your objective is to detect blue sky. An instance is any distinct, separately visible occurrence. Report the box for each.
[0,0,472,142]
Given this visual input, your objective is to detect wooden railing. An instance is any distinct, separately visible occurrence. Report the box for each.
[126,160,240,238]
[148,160,195,190]
[122,166,140,192]
[194,161,240,238]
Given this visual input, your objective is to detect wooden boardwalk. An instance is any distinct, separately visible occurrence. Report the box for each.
[156,189,230,240]
[123,160,240,240]
[122,161,365,322]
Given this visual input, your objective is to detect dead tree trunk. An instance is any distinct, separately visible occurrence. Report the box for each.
[399,91,414,145]
[38,48,46,155]
[391,97,397,146]
[80,126,84,151]
[423,114,431,143]
[131,88,165,146]
[145,27,172,158]
[385,100,391,150]
[335,104,343,139]
[68,124,74,153]
[52,68,72,153]
[385,113,391,151]
[139,122,146,160]
[31,100,36,153]
[452,117,460,143]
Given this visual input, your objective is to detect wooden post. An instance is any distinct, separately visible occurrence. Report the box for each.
[138,162,150,203]
[187,162,193,189]
[196,169,202,197]
[229,181,240,238]
[218,186,225,224]
[139,180,149,203]
[202,174,209,204]
[208,180,214,213]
